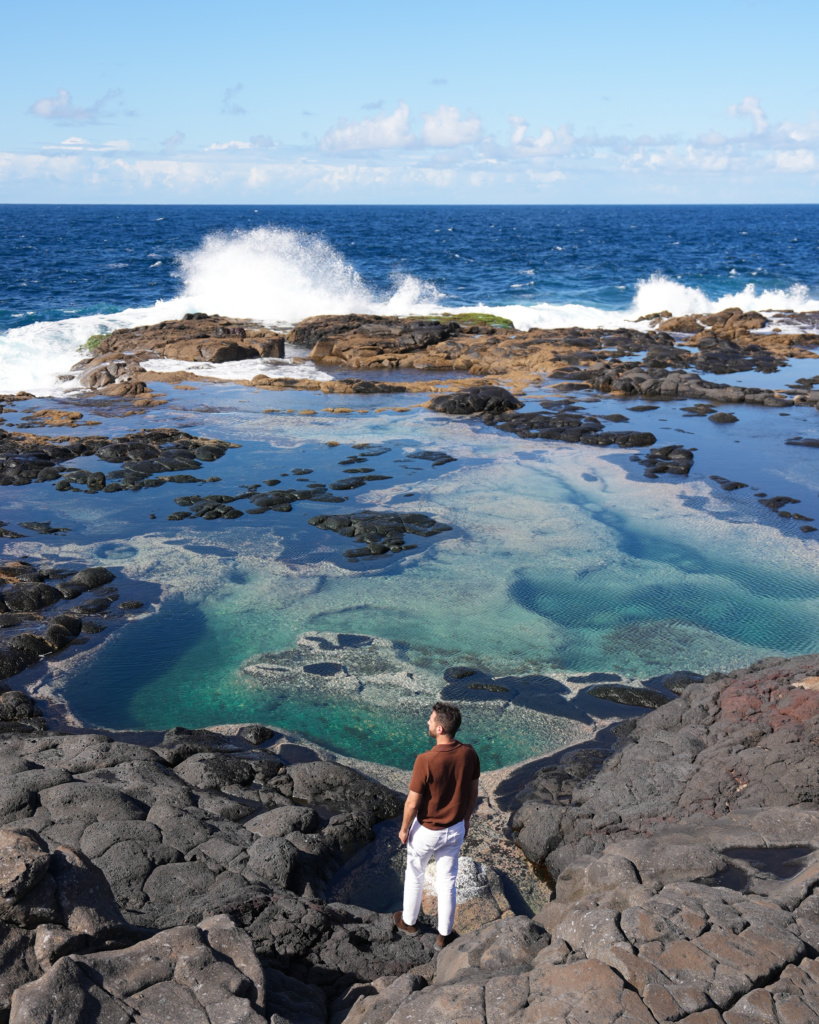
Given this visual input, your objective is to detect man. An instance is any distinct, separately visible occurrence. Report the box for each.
[394,701,481,949]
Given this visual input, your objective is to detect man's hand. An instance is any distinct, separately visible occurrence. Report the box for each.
[463,779,479,838]
[400,790,421,846]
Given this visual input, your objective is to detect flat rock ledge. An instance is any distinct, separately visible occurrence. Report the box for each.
[4,653,819,1023]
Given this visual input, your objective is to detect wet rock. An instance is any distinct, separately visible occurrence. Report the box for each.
[0,692,44,724]
[427,386,524,416]
[710,475,748,491]
[492,403,656,449]
[635,444,694,477]
[588,683,672,709]
[0,646,40,681]
[309,510,452,560]
[2,584,62,613]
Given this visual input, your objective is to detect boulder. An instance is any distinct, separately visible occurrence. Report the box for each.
[427,386,524,416]
[9,915,267,1024]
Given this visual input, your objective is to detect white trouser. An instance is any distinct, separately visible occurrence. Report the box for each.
[402,819,465,936]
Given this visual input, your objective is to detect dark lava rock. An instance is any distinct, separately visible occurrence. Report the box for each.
[2,584,62,613]
[759,495,800,512]
[0,690,44,722]
[634,444,694,477]
[710,475,748,491]
[405,450,456,466]
[308,510,452,559]
[0,646,39,681]
[52,614,82,637]
[588,683,672,708]
[67,567,116,592]
[786,436,819,448]
[492,405,656,449]
[427,385,524,416]
[647,668,706,694]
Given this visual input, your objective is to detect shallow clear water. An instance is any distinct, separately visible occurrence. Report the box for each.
[7,382,819,770]
[2,204,819,769]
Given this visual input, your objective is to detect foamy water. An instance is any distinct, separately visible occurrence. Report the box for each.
[2,227,817,395]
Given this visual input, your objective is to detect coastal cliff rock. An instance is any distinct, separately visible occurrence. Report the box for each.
[293,310,817,380]
[343,653,819,1023]
[60,313,285,394]
[3,654,819,1021]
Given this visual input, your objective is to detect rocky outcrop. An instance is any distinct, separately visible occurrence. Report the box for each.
[427,386,524,416]
[511,653,819,873]
[0,722,430,1022]
[585,365,797,406]
[65,313,286,393]
[291,309,818,382]
[0,826,146,1020]
[308,510,453,561]
[0,559,136,687]
[0,426,236,489]
[4,654,819,1021]
[340,653,819,1023]
[9,914,267,1024]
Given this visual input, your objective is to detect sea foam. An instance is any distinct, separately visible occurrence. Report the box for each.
[2,227,817,396]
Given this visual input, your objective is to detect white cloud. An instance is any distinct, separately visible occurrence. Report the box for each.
[729,96,768,134]
[510,116,528,146]
[507,116,567,154]
[29,88,126,123]
[206,140,253,150]
[773,150,816,172]
[422,105,482,147]
[527,169,565,186]
[320,102,415,151]
[42,137,131,152]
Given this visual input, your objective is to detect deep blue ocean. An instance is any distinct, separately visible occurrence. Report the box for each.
[2,204,819,394]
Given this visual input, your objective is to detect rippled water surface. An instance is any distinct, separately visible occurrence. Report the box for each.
[6,382,818,770]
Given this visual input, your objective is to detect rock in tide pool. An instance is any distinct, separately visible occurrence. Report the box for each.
[427,385,523,416]
[308,509,453,560]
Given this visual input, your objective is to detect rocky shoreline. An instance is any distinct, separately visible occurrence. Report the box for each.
[2,308,819,1021]
[1,653,819,1022]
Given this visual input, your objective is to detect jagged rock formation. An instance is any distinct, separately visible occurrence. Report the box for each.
[348,654,819,1023]
[66,313,285,395]
[3,655,819,1021]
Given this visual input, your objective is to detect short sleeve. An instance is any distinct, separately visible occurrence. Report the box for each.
[409,754,428,794]
[471,749,481,780]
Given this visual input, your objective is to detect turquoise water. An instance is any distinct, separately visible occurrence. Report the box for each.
[8,381,818,771]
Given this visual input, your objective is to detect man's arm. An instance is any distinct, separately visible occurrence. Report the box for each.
[399,790,422,845]
[463,779,479,835]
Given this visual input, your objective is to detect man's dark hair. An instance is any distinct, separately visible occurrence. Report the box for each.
[432,701,461,737]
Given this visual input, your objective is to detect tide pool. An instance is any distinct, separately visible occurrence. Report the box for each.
[8,381,818,770]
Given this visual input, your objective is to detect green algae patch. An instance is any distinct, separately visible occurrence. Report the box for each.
[416,313,516,329]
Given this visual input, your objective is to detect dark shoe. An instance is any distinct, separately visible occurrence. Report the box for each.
[435,932,451,949]
[393,911,418,936]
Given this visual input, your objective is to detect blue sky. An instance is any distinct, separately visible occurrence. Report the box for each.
[1,0,817,203]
